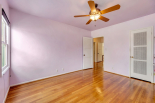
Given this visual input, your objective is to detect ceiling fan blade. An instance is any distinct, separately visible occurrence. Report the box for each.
[74,15,90,17]
[86,19,92,25]
[99,16,109,22]
[88,1,96,12]
[100,4,120,14]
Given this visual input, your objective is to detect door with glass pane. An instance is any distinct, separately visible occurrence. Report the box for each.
[130,27,153,82]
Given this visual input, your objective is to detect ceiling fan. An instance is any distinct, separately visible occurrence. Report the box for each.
[74,0,121,25]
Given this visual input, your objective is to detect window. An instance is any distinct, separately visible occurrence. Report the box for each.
[1,10,10,74]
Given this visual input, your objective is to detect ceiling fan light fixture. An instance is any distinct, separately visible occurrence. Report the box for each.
[90,14,100,21]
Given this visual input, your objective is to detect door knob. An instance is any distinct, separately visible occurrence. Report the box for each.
[84,54,85,56]
[130,56,134,58]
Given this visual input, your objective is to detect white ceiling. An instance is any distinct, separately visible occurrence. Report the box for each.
[7,0,155,31]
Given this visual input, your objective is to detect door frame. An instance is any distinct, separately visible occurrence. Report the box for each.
[130,26,154,83]
[93,36,104,67]
[93,42,96,62]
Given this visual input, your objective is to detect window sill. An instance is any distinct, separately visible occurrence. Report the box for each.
[2,66,10,75]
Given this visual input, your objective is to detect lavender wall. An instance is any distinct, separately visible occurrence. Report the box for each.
[10,9,91,86]
[0,70,9,103]
[0,0,9,17]
[0,0,10,103]
[91,13,155,81]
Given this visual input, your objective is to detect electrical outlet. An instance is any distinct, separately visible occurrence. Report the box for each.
[62,68,64,71]
[56,69,58,72]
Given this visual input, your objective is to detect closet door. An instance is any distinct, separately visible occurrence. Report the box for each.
[130,27,153,82]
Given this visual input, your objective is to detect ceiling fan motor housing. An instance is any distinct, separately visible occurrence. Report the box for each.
[95,4,98,8]
[89,4,101,15]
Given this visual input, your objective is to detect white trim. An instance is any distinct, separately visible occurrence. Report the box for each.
[129,31,131,78]
[151,26,154,83]
[104,70,129,77]
[10,69,83,87]
[1,16,10,74]
[2,66,9,75]
[0,5,2,77]
[1,14,10,77]
[11,69,129,87]
[3,86,10,103]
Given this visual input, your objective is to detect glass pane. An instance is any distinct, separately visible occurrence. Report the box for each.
[2,44,7,68]
[2,18,6,42]
[6,25,9,44]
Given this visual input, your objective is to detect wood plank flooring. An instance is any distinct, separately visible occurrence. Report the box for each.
[6,62,155,103]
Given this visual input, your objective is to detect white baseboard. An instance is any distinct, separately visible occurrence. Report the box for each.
[104,70,129,77]
[3,86,10,103]
[10,69,83,87]
[11,69,128,87]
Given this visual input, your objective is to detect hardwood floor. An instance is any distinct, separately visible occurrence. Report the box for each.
[6,62,155,103]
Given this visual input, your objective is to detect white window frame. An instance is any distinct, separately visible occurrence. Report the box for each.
[1,12,10,75]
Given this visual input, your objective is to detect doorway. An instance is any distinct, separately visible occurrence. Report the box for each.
[93,37,104,69]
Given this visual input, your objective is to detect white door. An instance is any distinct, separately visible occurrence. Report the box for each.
[83,37,93,69]
[130,27,153,82]
[98,43,102,62]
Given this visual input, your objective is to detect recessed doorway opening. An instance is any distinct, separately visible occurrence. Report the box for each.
[93,37,104,69]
